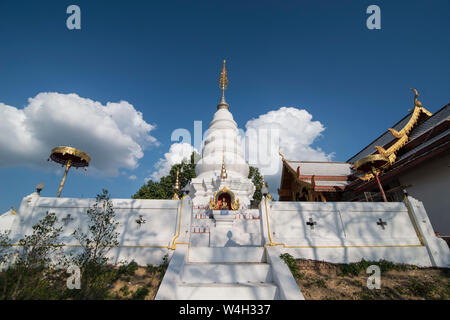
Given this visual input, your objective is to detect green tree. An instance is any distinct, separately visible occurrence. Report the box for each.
[132,152,198,199]
[0,211,66,299]
[71,189,120,299]
[248,166,266,202]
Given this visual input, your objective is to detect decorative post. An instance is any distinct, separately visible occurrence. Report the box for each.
[220,154,228,180]
[173,168,180,200]
[217,60,229,109]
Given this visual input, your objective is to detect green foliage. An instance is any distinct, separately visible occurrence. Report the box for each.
[0,211,66,300]
[132,286,149,300]
[280,253,303,279]
[73,189,120,268]
[338,259,408,277]
[118,260,139,277]
[0,231,11,265]
[16,211,64,269]
[69,189,120,299]
[146,254,169,280]
[133,152,198,199]
[248,166,265,201]
[119,285,130,297]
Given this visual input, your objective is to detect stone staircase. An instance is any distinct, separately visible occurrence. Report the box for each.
[178,247,277,300]
[156,246,304,300]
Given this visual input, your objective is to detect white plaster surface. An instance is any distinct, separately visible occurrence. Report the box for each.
[0,209,16,233]
[157,246,284,300]
[261,198,450,268]
[266,246,304,300]
[8,193,192,265]
[399,153,450,236]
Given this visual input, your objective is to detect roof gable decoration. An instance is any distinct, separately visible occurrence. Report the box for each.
[357,88,433,181]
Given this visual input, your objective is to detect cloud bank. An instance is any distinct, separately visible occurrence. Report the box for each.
[149,142,198,181]
[148,107,331,196]
[0,92,158,176]
[245,107,332,194]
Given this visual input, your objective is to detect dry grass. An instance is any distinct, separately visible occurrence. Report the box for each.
[293,259,450,300]
[109,266,165,300]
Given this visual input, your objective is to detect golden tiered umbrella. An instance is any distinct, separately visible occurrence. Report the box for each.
[49,146,90,197]
[353,154,390,202]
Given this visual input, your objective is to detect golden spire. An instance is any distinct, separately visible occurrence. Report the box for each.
[220,154,228,180]
[173,168,180,200]
[218,60,229,109]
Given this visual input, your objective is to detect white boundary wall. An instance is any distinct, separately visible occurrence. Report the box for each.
[7,193,192,266]
[259,197,450,268]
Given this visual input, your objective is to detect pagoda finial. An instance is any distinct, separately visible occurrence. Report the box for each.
[218,60,229,109]
[173,168,180,200]
[220,153,228,180]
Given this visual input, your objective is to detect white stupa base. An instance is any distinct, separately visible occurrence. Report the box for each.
[212,210,235,227]
[188,174,255,209]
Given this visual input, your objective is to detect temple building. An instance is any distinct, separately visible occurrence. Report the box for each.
[2,63,449,300]
[278,90,450,236]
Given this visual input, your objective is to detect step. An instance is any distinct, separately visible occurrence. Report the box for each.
[175,282,278,300]
[188,247,266,263]
[181,263,272,284]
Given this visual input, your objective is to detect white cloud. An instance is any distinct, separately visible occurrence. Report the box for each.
[128,175,137,180]
[0,92,158,176]
[149,142,198,181]
[245,107,332,194]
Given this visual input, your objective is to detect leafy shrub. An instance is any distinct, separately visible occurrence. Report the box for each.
[132,286,149,300]
[68,189,121,300]
[119,285,130,297]
[118,260,139,277]
[280,253,303,279]
[146,254,169,280]
[0,211,66,299]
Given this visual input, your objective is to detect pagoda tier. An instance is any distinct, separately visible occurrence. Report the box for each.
[189,107,255,207]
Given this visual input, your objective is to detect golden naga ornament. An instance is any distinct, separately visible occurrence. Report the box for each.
[278,148,286,161]
[357,88,433,181]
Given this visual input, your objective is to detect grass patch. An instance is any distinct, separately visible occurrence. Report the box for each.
[280,253,304,280]
[338,259,408,276]
[118,260,139,277]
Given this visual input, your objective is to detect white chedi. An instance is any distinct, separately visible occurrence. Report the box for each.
[188,106,255,207]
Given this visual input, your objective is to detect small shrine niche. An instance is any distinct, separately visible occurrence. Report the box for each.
[209,187,240,211]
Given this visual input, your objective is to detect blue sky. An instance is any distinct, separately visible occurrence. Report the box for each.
[0,0,449,212]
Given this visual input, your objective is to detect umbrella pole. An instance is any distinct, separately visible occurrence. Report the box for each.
[57,159,72,197]
[373,168,388,202]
